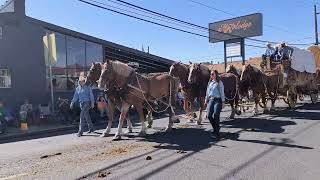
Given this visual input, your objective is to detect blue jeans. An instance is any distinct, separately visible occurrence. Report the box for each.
[79,102,94,134]
[207,98,222,134]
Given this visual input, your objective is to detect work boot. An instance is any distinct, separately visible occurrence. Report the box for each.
[210,132,220,140]
[87,128,95,133]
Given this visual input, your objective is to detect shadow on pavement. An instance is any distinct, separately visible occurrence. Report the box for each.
[268,102,320,121]
[142,128,214,152]
[222,118,296,134]
[223,132,313,149]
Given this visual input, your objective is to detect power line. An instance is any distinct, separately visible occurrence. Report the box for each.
[88,0,208,33]
[78,0,266,49]
[110,0,313,46]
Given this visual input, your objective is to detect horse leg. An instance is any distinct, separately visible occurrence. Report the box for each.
[165,106,175,132]
[188,100,195,123]
[125,114,133,133]
[146,110,153,128]
[229,101,236,120]
[113,102,130,141]
[100,102,114,137]
[270,90,277,111]
[252,93,259,116]
[235,95,241,115]
[136,105,147,137]
[196,97,205,125]
[262,92,268,113]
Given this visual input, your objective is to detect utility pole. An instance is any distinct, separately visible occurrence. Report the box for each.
[314,4,319,45]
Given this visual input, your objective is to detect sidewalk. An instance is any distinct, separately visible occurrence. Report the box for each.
[0,121,107,143]
[0,124,78,141]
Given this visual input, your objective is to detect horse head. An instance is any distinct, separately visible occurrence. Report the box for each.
[98,60,113,89]
[188,62,202,84]
[240,64,254,82]
[169,61,189,79]
[87,62,102,86]
[226,64,240,77]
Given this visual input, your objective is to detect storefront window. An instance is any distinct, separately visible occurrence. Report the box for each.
[86,41,103,70]
[67,36,85,89]
[43,30,103,90]
[0,69,11,88]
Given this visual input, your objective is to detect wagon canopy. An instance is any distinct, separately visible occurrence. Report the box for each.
[291,47,317,74]
[308,45,320,70]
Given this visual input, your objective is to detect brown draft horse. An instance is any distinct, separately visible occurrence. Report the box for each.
[98,60,179,140]
[240,64,267,116]
[186,63,209,124]
[169,62,199,122]
[87,62,155,136]
[263,66,284,111]
[225,64,242,116]
[187,63,241,120]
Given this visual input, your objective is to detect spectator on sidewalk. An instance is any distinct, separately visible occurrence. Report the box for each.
[97,94,108,118]
[2,101,16,127]
[19,98,34,125]
[0,100,6,133]
[70,76,95,137]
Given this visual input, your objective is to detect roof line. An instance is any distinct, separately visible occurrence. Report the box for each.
[25,16,174,65]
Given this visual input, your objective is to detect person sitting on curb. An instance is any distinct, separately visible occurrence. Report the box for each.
[19,98,34,125]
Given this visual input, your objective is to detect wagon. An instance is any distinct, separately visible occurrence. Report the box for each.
[260,47,319,108]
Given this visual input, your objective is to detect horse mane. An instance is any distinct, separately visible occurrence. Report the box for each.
[108,60,135,78]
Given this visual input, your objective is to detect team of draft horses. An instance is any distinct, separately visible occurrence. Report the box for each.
[73,59,315,140]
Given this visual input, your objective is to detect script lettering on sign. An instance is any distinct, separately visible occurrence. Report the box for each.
[217,20,253,34]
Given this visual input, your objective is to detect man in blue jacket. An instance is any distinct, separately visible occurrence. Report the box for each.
[70,76,95,137]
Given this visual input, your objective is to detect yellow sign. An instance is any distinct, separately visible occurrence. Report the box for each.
[43,33,57,66]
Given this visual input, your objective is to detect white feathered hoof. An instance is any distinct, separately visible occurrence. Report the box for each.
[235,109,241,115]
[125,129,133,134]
[147,124,152,128]
[252,110,259,117]
[100,132,108,138]
[188,119,194,123]
[112,135,122,141]
[138,131,147,137]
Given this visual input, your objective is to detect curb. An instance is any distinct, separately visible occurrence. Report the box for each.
[0,122,106,142]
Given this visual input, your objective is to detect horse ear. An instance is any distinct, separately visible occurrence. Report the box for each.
[189,61,192,65]
[92,62,95,66]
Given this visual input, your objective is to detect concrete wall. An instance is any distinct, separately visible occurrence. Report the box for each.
[0,12,48,110]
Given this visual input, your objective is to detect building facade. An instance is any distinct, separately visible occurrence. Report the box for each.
[0,0,173,110]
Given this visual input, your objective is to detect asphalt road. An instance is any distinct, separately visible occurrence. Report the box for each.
[0,99,319,180]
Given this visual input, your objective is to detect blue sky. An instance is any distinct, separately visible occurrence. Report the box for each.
[1,0,319,63]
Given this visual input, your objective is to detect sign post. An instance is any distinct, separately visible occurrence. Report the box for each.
[209,13,263,71]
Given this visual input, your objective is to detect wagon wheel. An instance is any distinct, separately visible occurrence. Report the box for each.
[310,93,318,104]
[287,94,297,109]
[298,94,304,101]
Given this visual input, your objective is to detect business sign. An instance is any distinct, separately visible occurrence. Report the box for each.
[226,43,241,58]
[209,13,263,43]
